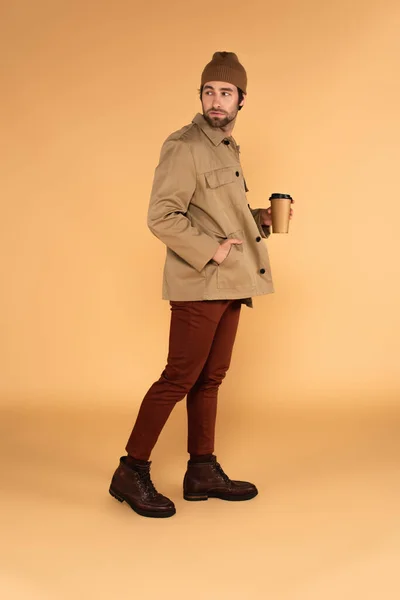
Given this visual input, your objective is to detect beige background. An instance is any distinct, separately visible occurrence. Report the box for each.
[2,0,400,409]
[1,0,399,599]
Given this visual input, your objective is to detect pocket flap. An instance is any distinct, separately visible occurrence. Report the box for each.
[205,167,235,189]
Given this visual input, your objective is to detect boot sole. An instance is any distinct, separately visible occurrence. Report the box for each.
[184,490,258,502]
[109,486,176,518]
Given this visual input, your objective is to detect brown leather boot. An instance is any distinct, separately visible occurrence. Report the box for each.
[109,457,176,518]
[183,455,258,502]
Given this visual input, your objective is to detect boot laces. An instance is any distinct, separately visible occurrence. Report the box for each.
[213,461,231,484]
[137,469,158,498]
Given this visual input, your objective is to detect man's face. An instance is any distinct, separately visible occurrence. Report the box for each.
[201,81,245,128]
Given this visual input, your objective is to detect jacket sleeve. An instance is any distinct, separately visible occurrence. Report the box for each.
[249,208,271,239]
[243,179,271,239]
[147,138,220,272]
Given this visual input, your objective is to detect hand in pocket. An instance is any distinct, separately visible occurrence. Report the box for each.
[212,238,243,265]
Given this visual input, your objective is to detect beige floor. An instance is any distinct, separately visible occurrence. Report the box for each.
[1,400,399,600]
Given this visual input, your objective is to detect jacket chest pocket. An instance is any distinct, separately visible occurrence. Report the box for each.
[204,167,243,206]
[205,167,235,187]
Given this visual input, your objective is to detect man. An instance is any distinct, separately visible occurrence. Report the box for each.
[109,52,293,518]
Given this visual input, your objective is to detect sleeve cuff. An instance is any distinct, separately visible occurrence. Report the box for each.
[250,207,271,239]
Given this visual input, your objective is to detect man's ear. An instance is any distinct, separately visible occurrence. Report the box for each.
[239,94,247,108]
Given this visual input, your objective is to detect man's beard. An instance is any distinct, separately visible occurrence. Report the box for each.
[203,109,237,128]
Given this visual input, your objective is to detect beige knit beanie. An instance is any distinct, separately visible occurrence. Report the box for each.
[201,51,247,94]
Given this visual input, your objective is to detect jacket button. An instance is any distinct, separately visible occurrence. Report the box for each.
[260,268,266,274]
[223,139,230,145]
[236,171,240,177]
[256,236,261,242]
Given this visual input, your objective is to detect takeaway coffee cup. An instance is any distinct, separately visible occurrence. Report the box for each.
[269,193,293,233]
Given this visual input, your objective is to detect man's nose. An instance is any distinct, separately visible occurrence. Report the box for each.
[212,96,222,108]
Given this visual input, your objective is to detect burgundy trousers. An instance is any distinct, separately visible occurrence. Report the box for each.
[125,300,242,461]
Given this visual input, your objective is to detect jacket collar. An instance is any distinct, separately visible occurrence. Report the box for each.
[192,113,230,147]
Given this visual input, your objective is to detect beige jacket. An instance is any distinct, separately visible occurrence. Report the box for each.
[147,113,274,305]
